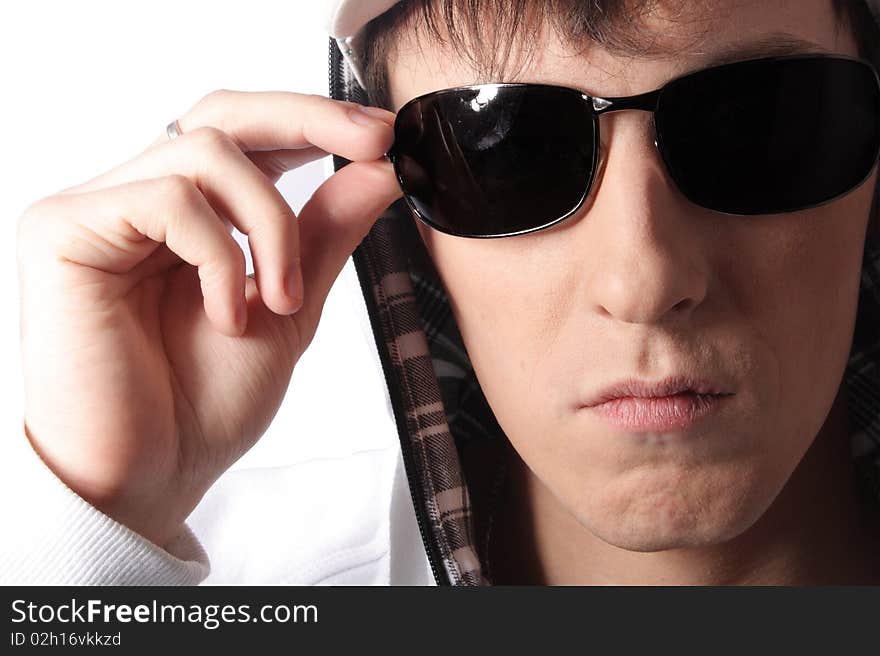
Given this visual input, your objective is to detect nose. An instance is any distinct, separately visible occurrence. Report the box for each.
[582,113,710,325]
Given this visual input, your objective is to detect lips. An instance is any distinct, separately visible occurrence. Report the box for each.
[579,375,735,432]
[581,375,732,408]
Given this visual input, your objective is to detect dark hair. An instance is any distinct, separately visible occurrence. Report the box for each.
[360,0,880,110]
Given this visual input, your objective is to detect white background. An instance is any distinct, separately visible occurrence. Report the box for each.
[0,1,394,469]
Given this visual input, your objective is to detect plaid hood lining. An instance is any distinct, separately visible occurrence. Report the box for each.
[330,38,880,586]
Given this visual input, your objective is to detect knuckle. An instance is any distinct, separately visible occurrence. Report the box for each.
[301,92,324,106]
[255,202,297,234]
[198,88,235,110]
[17,195,58,243]
[188,125,235,153]
[186,126,241,169]
[203,241,244,286]
[159,174,198,206]
[158,175,204,231]
[197,257,226,289]
[18,196,48,226]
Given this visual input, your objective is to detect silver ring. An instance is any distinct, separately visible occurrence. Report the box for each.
[165,119,183,141]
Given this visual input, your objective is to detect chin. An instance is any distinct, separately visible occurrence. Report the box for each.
[573,465,774,553]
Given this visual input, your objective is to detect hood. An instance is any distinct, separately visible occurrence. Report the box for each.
[325,2,880,586]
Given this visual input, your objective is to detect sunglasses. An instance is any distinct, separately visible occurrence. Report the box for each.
[385,54,880,239]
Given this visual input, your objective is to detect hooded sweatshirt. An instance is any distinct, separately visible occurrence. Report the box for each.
[3,1,880,586]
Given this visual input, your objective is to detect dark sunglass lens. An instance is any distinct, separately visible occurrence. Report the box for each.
[656,56,880,215]
[392,85,596,236]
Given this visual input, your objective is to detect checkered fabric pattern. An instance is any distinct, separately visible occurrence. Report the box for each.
[351,204,488,585]
[845,229,880,504]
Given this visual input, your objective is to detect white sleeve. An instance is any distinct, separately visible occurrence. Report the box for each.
[0,423,210,585]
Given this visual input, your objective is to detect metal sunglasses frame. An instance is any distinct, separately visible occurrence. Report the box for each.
[385,53,880,239]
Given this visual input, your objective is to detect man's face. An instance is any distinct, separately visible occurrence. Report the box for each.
[386,0,877,551]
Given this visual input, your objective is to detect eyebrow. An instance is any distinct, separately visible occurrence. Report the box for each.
[686,32,832,70]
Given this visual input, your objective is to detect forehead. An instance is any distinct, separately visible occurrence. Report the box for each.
[387,0,853,112]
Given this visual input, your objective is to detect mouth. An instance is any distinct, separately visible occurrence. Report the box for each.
[579,375,735,432]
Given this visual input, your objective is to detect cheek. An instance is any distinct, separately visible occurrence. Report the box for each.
[420,227,567,414]
[725,198,867,444]
[420,184,870,545]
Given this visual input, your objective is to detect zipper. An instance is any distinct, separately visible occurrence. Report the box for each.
[327,37,447,586]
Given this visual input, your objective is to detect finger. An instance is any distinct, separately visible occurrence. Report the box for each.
[166,127,305,315]
[247,145,329,184]
[31,175,248,337]
[149,140,329,185]
[63,127,305,316]
[75,92,395,198]
[295,157,403,326]
[144,90,394,162]
[186,90,396,158]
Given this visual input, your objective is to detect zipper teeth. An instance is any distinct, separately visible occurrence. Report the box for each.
[327,37,447,586]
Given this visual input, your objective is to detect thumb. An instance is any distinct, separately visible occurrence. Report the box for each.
[295,157,403,325]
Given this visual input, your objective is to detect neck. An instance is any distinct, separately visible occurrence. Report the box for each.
[489,383,880,585]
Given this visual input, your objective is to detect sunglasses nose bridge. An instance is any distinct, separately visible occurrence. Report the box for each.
[590,87,663,163]
[590,87,662,116]
[591,86,663,150]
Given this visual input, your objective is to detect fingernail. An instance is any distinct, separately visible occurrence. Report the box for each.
[285,261,304,312]
[348,105,395,128]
